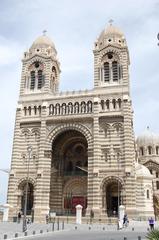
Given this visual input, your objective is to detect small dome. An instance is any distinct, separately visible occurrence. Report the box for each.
[136,127,159,146]
[96,22,126,49]
[135,163,152,177]
[99,24,124,39]
[29,33,57,56]
[31,35,55,49]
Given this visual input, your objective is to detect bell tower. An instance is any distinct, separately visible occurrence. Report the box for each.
[93,21,130,95]
[20,32,60,96]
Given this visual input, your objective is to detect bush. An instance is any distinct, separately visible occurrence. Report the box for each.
[146,229,159,240]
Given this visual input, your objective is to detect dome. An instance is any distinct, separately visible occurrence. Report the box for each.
[136,127,159,146]
[135,163,152,177]
[31,35,55,49]
[99,24,124,39]
[96,22,126,49]
[29,33,57,56]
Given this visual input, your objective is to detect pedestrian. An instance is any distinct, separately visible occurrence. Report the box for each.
[27,218,31,224]
[123,214,129,227]
[17,212,21,223]
[90,209,94,224]
[148,217,155,230]
[46,214,49,224]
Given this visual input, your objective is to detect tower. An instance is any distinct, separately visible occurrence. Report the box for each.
[91,22,137,217]
[7,33,61,222]
[20,32,60,96]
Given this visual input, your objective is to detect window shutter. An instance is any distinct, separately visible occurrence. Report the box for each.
[112,61,118,81]
[30,71,35,89]
[104,62,110,82]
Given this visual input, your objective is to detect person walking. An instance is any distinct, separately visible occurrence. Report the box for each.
[46,214,49,224]
[148,217,155,230]
[17,212,21,223]
[123,214,129,228]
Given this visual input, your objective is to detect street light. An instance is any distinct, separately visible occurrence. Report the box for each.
[22,146,32,232]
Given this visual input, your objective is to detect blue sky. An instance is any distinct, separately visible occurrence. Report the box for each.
[0,0,159,204]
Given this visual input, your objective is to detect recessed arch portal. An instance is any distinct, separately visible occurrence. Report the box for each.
[50,129,88,215]
[101,176,124,217]
[18,180,34,215]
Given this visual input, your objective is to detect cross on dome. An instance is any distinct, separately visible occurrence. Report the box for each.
[43,30,47,36]
[108,19,114,26]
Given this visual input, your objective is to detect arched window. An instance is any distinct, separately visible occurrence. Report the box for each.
[146,189,150,199]
[52,66,57,76]
[74,102,79,114]
[148,146,152,155]
[24,107,27,116]
[104,62,110,82]
[139,147,144,156]
[38,105,41,115]
[87,101,92,113]
[118,65,123,80]
[81,101,86,113]
[55,103,60,115]
[28,106,31,115]
[112,61,118,81]
[101,100,104,110]
[157,181,159,190]
[29,61,44,91]
[118,98,122,109]
[156,146,159,155]
[68,102,73,114]
[112,99,116,109]
[37,70,43,89]
[30,71,35,89]
[61,103,66,115]
[34,106,37,115]
[49,104,54,115]
[106,100,110,110]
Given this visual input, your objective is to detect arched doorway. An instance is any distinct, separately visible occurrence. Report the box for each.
[19,182,34,215]
[50,130,88,215]
[106,182,119,216]
[102,177,122,217]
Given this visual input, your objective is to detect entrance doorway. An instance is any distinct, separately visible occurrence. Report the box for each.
[50,130,88,215]
[106,182,120,217]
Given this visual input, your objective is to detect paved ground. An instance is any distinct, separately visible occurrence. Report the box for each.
[15,230,148,240]
[0,220,155,240]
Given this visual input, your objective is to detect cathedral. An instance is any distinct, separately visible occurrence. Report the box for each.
[7,22,156,222]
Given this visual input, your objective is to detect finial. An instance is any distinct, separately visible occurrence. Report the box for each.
[43,30,47,36]
[108,19,114,26]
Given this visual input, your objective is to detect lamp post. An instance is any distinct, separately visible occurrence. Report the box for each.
[22,146,32,232]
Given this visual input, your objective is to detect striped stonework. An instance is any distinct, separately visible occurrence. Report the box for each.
[7,24,154,222]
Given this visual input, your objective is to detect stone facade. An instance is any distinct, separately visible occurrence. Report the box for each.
[7,23,154,222]
[137,128,159,218]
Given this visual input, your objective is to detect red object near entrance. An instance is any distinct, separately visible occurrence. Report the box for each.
[64,196,87,214]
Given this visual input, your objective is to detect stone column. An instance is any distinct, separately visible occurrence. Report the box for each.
[33,103,51,223]
[92,97,100,216]
[122,97,137,217]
